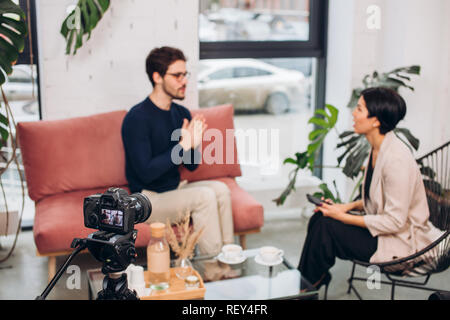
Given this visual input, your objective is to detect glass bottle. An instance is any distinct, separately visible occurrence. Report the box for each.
[147,222,170,291]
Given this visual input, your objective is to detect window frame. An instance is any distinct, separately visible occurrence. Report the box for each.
[15,0,41,230]
[18,0,42,121]
[199,0,329,178]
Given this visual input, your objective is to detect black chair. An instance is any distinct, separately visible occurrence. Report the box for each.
[347,141,450,300]
[428,291,450,300]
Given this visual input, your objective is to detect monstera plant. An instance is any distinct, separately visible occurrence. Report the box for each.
[61,0,110,55]
[0,0,28,262]
[274,65,422,206]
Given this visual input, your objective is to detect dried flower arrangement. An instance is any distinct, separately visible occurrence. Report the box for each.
[166,211,205,261]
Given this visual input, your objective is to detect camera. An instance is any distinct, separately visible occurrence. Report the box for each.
[37,187,152,300]
[83,187,152,234]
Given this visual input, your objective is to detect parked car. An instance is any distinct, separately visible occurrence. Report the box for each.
[199,13,219,41]
[251,14,309,41]
[2,65,37,101]
[237,14,309,41]
[198,59,307,114]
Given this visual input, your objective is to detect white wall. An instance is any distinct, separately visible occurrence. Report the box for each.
[36,0,199,120]
[381,0,450,153]
[324,0,450,200]
[322,0,356,200]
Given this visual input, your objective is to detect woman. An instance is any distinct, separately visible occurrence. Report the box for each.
[298,87,443,291]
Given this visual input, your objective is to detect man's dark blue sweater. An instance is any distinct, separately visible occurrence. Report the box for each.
[121,97,199,193]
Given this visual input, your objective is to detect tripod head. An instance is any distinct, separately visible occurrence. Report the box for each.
[85,230,138,274]
[85,230,140,300]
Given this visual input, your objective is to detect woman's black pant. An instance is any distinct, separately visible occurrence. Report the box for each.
[298,212,378,285]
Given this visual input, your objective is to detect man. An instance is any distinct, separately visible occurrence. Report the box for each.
[121,47,235,261]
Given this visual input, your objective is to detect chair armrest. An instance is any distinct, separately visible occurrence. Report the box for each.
[355,230,449,268]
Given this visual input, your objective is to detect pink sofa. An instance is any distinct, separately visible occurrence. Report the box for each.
[17,104,264,280]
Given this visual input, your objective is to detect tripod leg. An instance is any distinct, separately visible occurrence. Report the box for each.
[36,240,87,300]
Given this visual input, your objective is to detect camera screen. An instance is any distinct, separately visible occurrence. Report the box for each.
[101,209,124,227]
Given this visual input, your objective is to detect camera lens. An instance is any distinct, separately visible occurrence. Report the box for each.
[131,193,152,224]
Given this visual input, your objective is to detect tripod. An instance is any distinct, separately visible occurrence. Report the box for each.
[97,272,138,300]
[36,231,139,300]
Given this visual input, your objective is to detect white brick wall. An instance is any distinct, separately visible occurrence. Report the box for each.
[36,0,199,120]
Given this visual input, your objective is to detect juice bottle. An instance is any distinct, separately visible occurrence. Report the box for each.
[147,222,170,290]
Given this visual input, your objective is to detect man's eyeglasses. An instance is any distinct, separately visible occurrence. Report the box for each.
[166,71,191,81]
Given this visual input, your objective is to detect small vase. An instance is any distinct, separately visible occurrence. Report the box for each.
[173,257,194,280]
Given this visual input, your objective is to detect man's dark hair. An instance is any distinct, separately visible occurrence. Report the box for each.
[145,46,186,87]
[361,87,407,134]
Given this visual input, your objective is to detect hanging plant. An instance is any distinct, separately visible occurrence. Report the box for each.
[0,0,28,263]
[60,0,111,55]
[0,0,27,86]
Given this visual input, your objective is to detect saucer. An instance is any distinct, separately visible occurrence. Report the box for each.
[254,254,283,267]
[217,252,247,265]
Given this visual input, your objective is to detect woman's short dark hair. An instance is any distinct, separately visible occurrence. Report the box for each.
[361,87,407,134]
[145,47,186,87]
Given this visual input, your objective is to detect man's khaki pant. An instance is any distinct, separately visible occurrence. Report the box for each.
[142,180,234,256]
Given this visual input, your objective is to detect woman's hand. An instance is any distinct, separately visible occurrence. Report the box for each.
[314,198,367,228]
[319,204,346,221]
[314,198,347,222]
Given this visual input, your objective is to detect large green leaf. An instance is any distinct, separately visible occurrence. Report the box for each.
[306,104,339,169]
[394,127,420,151]
[347,65,421,109]
[0,0,27,86]
[61,0,111,55]
[0,0,28,148]
[0,1,25,18]
[313,182,342,204]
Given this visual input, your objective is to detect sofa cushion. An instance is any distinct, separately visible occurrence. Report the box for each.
[33,186,152,254]
[18,111,128,202]
[179,104,242,182]
[215,177,264,233]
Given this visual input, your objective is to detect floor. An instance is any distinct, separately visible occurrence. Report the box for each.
[0,214,449,300]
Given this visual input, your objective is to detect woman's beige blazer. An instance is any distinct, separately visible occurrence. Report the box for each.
[363,131,444,263]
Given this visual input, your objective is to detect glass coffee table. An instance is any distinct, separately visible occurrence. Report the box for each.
[87,248,318,300]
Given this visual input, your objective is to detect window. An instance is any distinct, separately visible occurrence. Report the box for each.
[199,0,311,42]
[198,0,328,188]
[1,0,41,229]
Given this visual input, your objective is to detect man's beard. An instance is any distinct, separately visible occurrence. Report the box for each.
[163,83,186,100]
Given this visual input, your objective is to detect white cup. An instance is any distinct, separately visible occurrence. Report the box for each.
[222,244,243,261]
[131,284,148,298]
[125,264,135,281]
[129,265,145,287]
[259,246,284,263]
